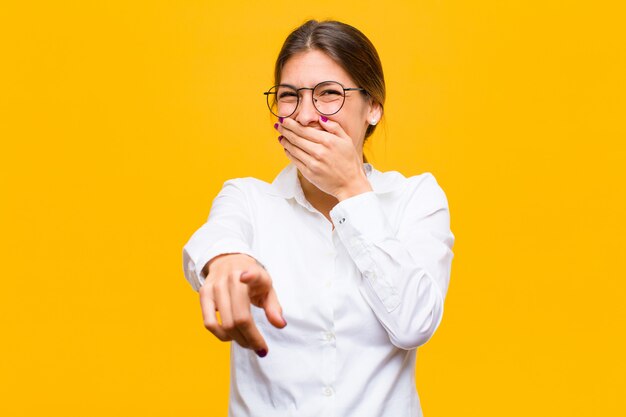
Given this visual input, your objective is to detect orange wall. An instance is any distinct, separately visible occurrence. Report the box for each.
[1,1,624,416]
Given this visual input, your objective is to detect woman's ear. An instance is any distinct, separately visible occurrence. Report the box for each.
[367,101,383,126]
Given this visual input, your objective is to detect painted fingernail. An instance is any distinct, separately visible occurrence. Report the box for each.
[256,349,267,358]
[274,123,279,130]
[320,115,328,122]
[278,135,283,142]
[278,117,284,123]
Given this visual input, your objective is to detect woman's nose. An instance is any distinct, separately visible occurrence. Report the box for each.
[294,91,320,126]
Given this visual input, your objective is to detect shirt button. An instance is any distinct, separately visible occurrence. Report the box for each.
[365,271,377,281]
[338,217,346,224]
[325,280,332,288]
[324,331,335,341]
[324,386,334,396]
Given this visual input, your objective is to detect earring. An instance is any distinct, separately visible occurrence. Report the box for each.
[369,118,378,126]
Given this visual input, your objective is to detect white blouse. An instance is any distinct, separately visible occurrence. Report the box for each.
[182,162,455,417]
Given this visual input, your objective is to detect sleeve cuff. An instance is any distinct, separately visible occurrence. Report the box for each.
[182,243,260,291]
[329,191,390,245]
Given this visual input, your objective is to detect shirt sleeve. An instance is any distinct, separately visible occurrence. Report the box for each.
[329,173,455,350]
[182,179,261,292]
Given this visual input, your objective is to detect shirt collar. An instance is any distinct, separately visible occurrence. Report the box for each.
[268,162,404,200]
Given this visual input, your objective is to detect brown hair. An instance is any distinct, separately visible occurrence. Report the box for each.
[274,20,386,163]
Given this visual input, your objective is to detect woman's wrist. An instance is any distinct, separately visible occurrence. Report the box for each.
[335,174,373,202]
[203,253,252,277]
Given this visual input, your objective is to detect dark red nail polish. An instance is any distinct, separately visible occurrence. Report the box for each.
[278,135,283,142]
[256,349,267,358]
[278,117,284,123]
[274,123,279,130]
[320,115,328,122]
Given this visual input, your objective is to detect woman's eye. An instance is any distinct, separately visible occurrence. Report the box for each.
[278,92,297,99]
[319,89,342,96]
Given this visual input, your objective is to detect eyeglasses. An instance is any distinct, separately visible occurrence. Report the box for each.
[263,80,368,118]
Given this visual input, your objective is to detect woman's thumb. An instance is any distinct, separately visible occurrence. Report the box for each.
[264,288,287,329]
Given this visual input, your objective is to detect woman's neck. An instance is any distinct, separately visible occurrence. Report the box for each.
[297,171,338,208]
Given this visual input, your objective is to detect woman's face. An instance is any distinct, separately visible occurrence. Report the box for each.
[279,49,381,153]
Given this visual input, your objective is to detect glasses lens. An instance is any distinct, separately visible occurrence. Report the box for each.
[313,81,345,115]
[267,85,298,117]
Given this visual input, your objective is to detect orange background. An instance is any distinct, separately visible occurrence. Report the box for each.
[1,1,624,416]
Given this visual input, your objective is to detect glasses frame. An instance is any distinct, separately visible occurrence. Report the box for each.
[263,80,368,118]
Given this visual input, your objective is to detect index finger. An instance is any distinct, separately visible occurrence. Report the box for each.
[230,271,269,355]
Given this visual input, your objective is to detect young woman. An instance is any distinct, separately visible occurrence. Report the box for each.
[183,19,455,417]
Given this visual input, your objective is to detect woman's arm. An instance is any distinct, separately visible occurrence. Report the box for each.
[329,172,455,350]
[182,179,284,355]
[182,179,262,291]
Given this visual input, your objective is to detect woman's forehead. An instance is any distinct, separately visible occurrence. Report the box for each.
[279,50,355,86]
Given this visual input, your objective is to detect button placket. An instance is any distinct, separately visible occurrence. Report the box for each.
[319,235,337,407]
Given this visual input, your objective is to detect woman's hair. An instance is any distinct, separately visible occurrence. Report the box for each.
[274,20,385,162]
